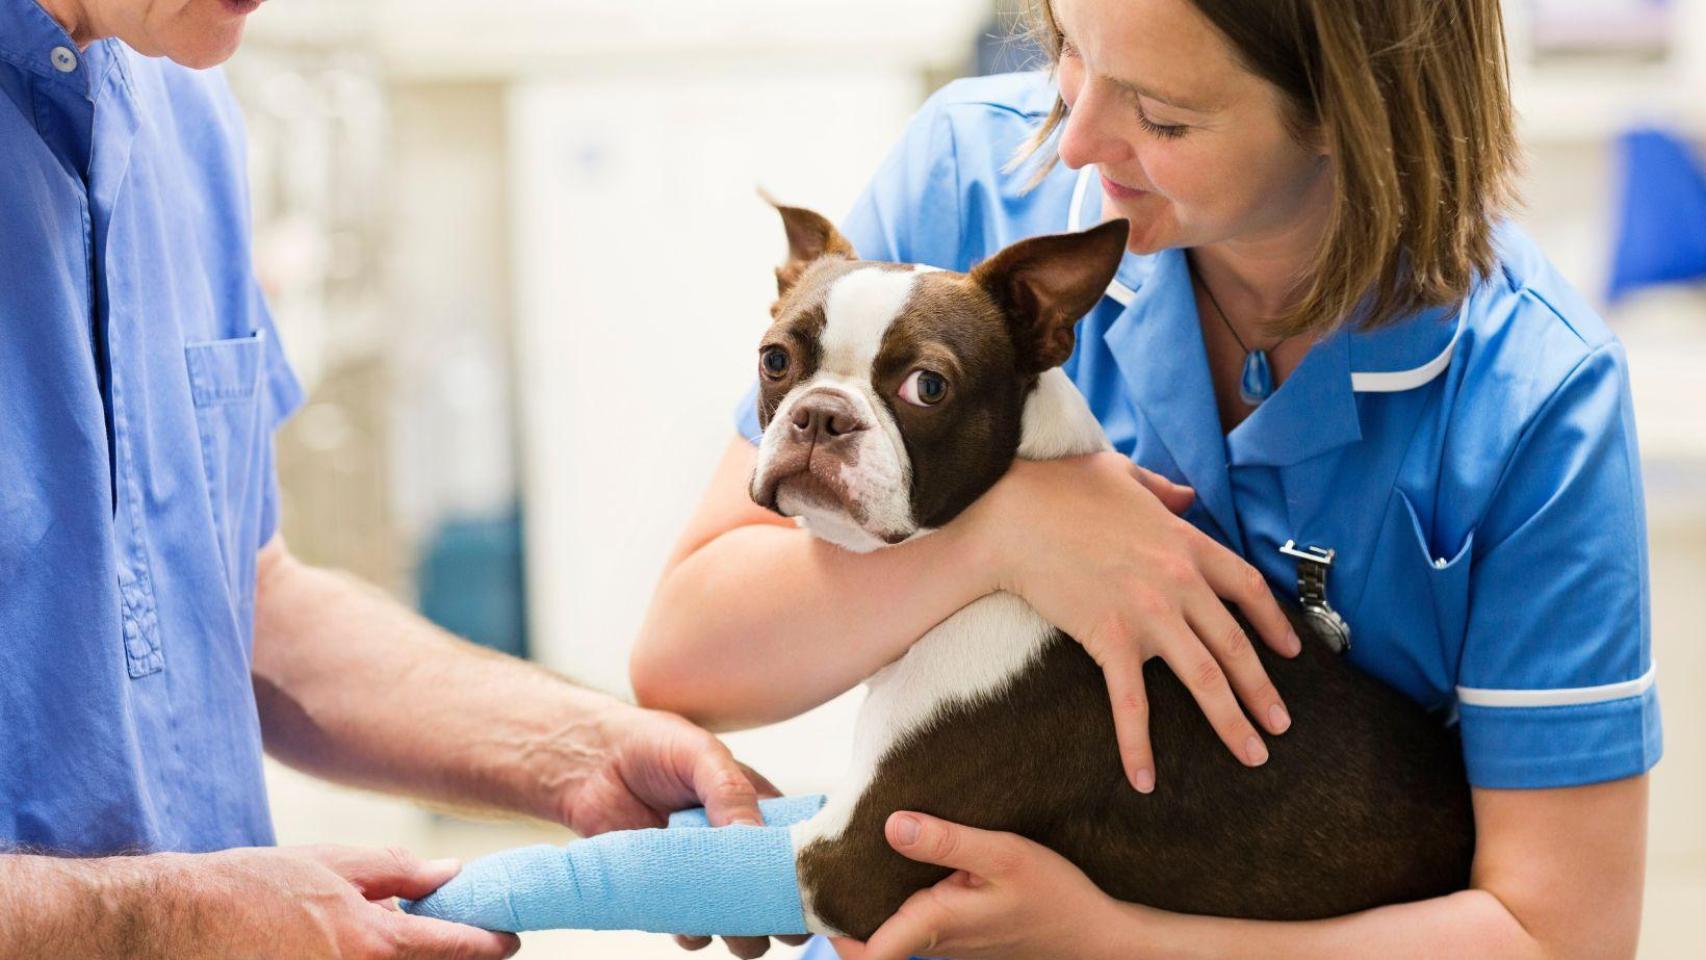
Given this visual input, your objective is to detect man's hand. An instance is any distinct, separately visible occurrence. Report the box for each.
[174,846,521,960]
[0,845,518,960]
[560,701,810,958]
[556,701,773,836]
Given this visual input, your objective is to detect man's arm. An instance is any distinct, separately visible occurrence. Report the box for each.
[0,846,518,959]
[0,853,161,958]
[250,535,767,836]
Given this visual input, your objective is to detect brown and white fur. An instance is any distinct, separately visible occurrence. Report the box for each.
[750,203,1473,939]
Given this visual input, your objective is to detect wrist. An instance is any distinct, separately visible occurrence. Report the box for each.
[528,688,632,825]
[52,852,187,960]
[956,463,1024,595]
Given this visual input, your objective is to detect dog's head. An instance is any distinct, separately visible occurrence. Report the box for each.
[748,201,1128,551]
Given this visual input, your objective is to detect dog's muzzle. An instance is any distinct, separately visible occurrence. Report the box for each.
[752,389,870,512]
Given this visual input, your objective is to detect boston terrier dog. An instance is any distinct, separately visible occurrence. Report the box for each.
[752,202,1474,938]
[402,202,1476,941]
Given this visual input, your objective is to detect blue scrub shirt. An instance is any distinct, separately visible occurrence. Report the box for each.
[0,0,302,855]
[739,72,1662,793]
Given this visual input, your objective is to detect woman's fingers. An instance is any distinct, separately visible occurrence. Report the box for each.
[1195,537,1301,658]
[1124,461,1196,515]
[1183,586,1291,736]
[1148,617,1270,768]
[1095,641,1156,793]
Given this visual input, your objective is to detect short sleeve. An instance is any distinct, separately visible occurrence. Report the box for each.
[733,88,965,441]
[255,283,306,547]
[1454,341,1662,788]
[839,87,963,267]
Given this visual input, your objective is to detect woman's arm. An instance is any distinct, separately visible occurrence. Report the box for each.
[631,436,1000,731]
[836,776,1649,960]
[633,435,1300,791]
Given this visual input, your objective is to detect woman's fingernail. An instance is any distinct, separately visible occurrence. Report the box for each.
[1134,767,1156,794]
[1268,703,1291,734]
[425,858,461,875]
[732,816,761,827]
[1245,735,1269,766]
[894,814,921,846]
[1287,630,1303,655]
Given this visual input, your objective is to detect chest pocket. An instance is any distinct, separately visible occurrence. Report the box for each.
[184,333,268,600]
[1349,489,1475,708]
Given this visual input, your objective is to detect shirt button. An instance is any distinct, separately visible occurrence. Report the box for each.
[50,46,77,73]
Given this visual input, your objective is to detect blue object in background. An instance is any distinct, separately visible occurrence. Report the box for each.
[1607,127,1706,302]
[416,506,529,659]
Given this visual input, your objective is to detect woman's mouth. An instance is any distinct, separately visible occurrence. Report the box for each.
[1100,173,1149,202]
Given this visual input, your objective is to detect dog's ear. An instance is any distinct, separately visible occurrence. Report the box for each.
[765,193,856,307]
[970,219,1129,373]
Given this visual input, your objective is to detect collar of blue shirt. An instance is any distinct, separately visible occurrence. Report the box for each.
[0,0,123,99]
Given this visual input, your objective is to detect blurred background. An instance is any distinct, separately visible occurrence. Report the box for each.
[229,1,1706,956]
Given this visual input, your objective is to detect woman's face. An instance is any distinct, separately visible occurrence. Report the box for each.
[50,0,265,68]
[1052,0,1332,255]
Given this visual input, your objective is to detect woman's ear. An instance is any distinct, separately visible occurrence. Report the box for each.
[970,219,1129,373]
[764,193,857,301]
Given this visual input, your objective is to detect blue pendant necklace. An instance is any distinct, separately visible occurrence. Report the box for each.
[1194,263,1281,406]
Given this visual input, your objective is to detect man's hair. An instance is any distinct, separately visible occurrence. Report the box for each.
[1014,0,1521,337]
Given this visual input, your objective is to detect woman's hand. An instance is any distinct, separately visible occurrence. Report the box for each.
[828,812,1134,960]
[966,452,1301,791]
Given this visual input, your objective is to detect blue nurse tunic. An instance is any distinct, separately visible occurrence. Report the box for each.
[738,72,1662,794]
[0,0,302,855]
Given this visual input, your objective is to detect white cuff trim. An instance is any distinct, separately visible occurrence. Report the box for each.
[1456,664,1657,708]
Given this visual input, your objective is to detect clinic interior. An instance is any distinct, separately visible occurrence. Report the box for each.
[230,2,1704,957]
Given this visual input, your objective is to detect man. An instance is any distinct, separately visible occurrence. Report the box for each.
[0,2,784,956]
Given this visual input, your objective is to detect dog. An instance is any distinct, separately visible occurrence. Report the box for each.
[749,201,1474,939]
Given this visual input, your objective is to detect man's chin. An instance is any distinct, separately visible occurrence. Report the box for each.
[160,25,247,70]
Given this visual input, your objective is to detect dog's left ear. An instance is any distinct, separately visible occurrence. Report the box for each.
[765,194,856,307]
[971,219,1129,373]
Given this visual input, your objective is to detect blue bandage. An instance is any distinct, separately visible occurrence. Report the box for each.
[666,794,827,830]
[402,794,827,936]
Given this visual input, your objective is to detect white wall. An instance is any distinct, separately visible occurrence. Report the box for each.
[507,62,954,789]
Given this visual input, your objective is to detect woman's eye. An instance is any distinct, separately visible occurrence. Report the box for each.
[899,369,948,407]
[760,346,790,379]
[1136,106,1188,140]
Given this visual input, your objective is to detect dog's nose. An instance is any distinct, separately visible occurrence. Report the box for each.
[789,393,866,445]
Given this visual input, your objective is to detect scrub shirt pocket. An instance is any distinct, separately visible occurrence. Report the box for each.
[1354,490,1475,701]
[184,333,268,600]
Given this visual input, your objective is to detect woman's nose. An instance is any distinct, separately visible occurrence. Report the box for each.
[1057,79,1133,171]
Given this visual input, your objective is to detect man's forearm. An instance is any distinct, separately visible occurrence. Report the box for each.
[0,853,182,958]
[251,542,621,825]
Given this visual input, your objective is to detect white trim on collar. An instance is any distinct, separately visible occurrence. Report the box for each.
[1456,664,1657,709]
[1068,165,1093,232]
[1350,310,1464,393]
[1069,166,1461,393]
[1069,167,1139,305]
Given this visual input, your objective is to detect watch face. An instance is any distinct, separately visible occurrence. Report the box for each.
[1304,605,1352,654]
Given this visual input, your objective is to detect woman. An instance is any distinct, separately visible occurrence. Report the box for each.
[634,0,1659,957]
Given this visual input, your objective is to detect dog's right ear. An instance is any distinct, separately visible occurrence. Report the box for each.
[971,219,1129,373]
[765,193,856,309]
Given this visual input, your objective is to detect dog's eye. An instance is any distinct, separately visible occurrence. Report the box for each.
[899,369,949,407]
[760,346,790,380]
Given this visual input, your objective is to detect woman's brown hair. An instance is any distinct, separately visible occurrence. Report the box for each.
[1016,0,1521,336]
